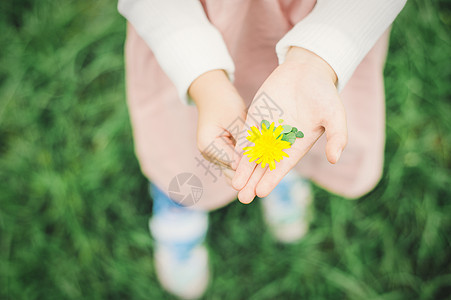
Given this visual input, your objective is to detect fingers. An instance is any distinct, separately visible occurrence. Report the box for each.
[230,122,248,170]
[255,132,321,198]
[198,137,239,187]
[324,107,348,164]
[231,120,259,190]
[222,168,236,186]
[230,151,242,170]
[237,164,268,204]
[232,157,257,191]
[198,132,240,171]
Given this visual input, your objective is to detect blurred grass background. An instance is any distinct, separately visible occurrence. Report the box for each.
[0,0,450,299]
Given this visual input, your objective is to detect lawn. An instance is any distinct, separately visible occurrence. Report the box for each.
[1,0,450,299]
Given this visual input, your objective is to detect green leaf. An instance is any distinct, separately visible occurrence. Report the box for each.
[296,131,304,138]
[282,125,292,134]
[291,127,298,133]
[261,120,270,130]
[285,132,296,139]
[282,132,296,144]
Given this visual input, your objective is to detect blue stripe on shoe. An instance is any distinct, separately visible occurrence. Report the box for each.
[160,236,205,261]
[149,182,208,261]
[271,174,301,204]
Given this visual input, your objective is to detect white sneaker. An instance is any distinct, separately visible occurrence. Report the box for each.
[261,171,313,243]
[153,243,209,300]
[149,189,210,299]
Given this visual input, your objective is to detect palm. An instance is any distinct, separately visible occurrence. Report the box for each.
[233,61,347,204]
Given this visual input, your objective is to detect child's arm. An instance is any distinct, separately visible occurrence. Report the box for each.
[118,0,235,105]
[232,0,407,203]
[119,0,246,179]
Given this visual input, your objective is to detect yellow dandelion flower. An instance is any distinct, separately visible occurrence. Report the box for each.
[243,122,291,170]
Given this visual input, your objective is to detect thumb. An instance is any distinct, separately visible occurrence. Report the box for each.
[324,107,348,164]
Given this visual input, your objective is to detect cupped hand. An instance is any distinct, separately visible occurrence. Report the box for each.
[232,47,348,203]
[189,69,247,183]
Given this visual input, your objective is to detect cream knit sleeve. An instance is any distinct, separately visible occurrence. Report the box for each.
[118,0,235,104]
[276,0,407,92]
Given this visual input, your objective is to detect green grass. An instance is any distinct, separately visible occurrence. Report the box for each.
[1,0,450,299]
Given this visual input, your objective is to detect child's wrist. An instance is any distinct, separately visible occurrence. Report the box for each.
[284,46,338,85]
[188,69,236,109]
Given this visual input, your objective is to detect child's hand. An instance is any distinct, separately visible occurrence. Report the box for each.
[232,47,348,203]
[189,69,247,182]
